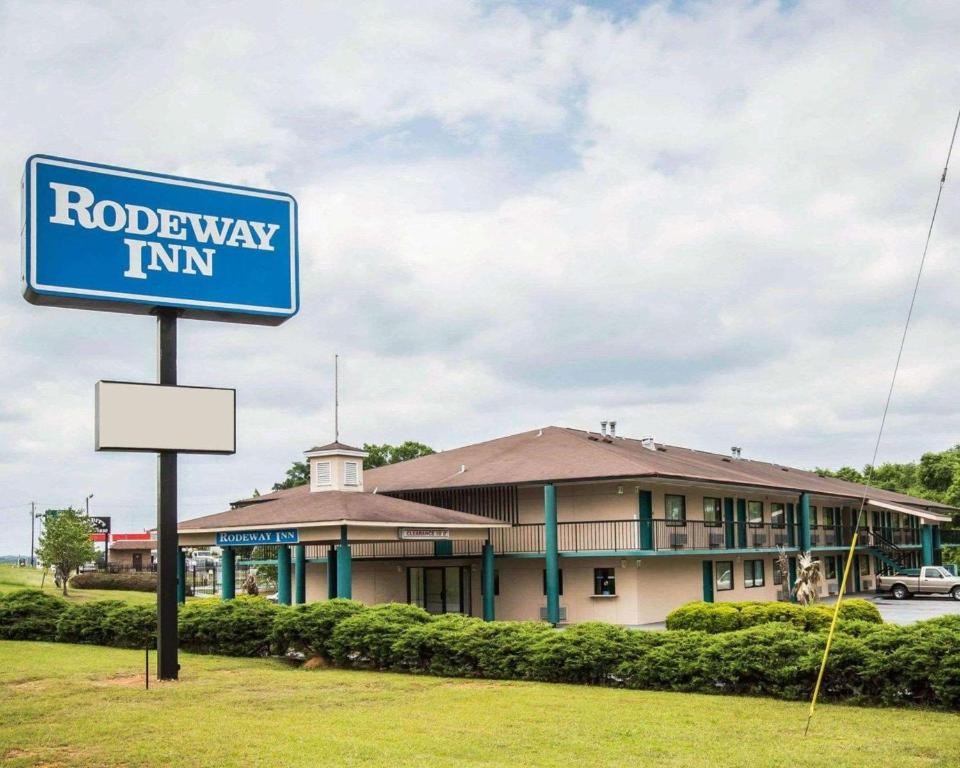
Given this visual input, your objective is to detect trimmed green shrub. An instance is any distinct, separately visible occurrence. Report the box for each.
[392,613,487,676]
[0,589,68,640]
[616,631,711,692]
[836,599,883,625]
[329,603,431,668]
[526,622,644,684]
[271,598,367,658]
[179,596,285,656]
[102,603,156,648]
[665,602,740,632]
[665,599,881,634]
[69,571,157,593]
[56,600,127,645]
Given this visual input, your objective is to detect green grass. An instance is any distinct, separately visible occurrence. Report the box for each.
[0,641,957,767]
[0,564,157,606]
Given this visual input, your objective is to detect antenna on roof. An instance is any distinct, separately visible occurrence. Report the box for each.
[334,353,340,443]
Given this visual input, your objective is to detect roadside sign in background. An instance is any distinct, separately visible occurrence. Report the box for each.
[22,155,298,324]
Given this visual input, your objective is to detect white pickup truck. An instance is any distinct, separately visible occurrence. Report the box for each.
[876,566,960,600]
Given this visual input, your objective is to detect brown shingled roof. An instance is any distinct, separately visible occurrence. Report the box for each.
[109,539,155,551]
[363,426,956,512]
[179,489,506,532]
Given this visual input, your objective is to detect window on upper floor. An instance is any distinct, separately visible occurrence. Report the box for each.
[665,495,686,526]
[810,505,819,527]
[823,507,836,527]
[747,501,763,527]
[703,497,722,527]
[770,503,785,528]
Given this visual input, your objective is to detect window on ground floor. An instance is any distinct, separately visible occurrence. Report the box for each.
[770,503,785,528]
[593,567,616,595]
[542,568,564,596]
[859,555,871,576]
[825,556,837,580]
[747,501,763,526]
[665,494,686,526]
[716,560,734,591]
[773,563,783,585]
[744,559,765,588]
[703,497,722,527]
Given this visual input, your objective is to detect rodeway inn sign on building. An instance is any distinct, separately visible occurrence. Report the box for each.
[21,155,299,324]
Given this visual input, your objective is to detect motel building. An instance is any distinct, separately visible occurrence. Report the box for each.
[176,427,953,625]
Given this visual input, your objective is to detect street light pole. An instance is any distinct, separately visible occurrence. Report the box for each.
[29,502,36,567]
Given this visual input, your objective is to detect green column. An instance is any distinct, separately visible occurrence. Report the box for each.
[544,483,560,625]
[221,546,235,600]
[327,546,337,599]
[788,556,798,603]
[482,539,495,621]
[434,540,453,557]
[638,489,653,549]
[933,525,942,565]
[294,544,306,605]
[277,544,292,605]
[336,525,352,599]
[723,497,735,548]
[176,548,186,605]
[786,503,796,547]
[921,524,935,566]
[701,561,714,603]
[799,493,812,552]
[736,499,747,548]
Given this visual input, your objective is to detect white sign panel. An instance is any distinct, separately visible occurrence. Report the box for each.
[96,381,235,454]
[398,528,451,541]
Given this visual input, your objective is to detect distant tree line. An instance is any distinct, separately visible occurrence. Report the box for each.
[817,444,960,521]
[271,441,435,491]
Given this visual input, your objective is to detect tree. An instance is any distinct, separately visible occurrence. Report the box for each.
[36,508,96,597]
[272,441,435,490]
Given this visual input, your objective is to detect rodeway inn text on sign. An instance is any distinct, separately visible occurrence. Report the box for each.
[22,155,299,324]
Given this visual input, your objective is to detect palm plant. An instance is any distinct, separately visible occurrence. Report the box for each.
[793,551,823,606]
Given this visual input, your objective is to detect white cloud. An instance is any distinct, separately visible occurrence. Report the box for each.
[1,1,959,553]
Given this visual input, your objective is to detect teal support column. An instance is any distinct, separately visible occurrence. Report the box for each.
[221,546,235,600]
[786,503,796,547]
[482,540,495,621]
[176,548,186,605]
[327,546,337,599]
[799,493,812,552]
[788,556,798,603]
[544,483,560,625]
[701,561,714,603]
[277,544,292,605]
[723,497,735,548]
[933,526,943,565]
[336,525,352,599]
[434,540,453,557]
[921,524,935,566]
[294,544,306,605]
[736,499,747,548]
[638,490,653,549]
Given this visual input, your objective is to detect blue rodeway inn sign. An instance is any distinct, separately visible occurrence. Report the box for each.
[216,529,299,546]
[21,154,299,324]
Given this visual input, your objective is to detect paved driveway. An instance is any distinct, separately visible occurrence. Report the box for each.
[826,592,960,625]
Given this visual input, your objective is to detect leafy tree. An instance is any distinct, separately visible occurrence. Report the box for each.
[362,441,435,470]
[272,442,435,489]
[36,508,96,597]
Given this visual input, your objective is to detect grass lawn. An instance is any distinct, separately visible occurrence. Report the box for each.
[0,641,957,768]
[0,565,156,606]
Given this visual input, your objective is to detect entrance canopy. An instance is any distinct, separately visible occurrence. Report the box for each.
[177,487,509,547]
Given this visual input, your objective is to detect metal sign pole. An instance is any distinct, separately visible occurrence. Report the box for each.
[156,310,179,680]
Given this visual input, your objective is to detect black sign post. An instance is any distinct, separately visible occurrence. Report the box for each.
[89,516,111,569]
[156,310,179,681]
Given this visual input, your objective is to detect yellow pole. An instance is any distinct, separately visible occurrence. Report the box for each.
[804,528,860,736]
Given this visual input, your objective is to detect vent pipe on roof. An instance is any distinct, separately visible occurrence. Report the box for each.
[609,421,617,439]
[641,437,656,451]
[600,421,607,437]
[731,446,742,459]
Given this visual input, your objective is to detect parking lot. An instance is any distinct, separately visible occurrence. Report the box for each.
[827,593,960,625]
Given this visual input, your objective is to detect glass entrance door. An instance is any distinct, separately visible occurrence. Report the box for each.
[408,566,471,615]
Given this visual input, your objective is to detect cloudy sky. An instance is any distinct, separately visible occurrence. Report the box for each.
[1,0,959,554]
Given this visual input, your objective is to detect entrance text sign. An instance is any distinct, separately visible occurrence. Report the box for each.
[216,529,299,546]
[398,528,451,540]
[22,155,299,324]
[96,381,236,454]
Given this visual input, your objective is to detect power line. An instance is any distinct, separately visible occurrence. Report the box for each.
[805,105,960,736]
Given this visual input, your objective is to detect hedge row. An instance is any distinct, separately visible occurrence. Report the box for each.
[69,572,158,593]
[2,590,957,709]
[665,599,882,633]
